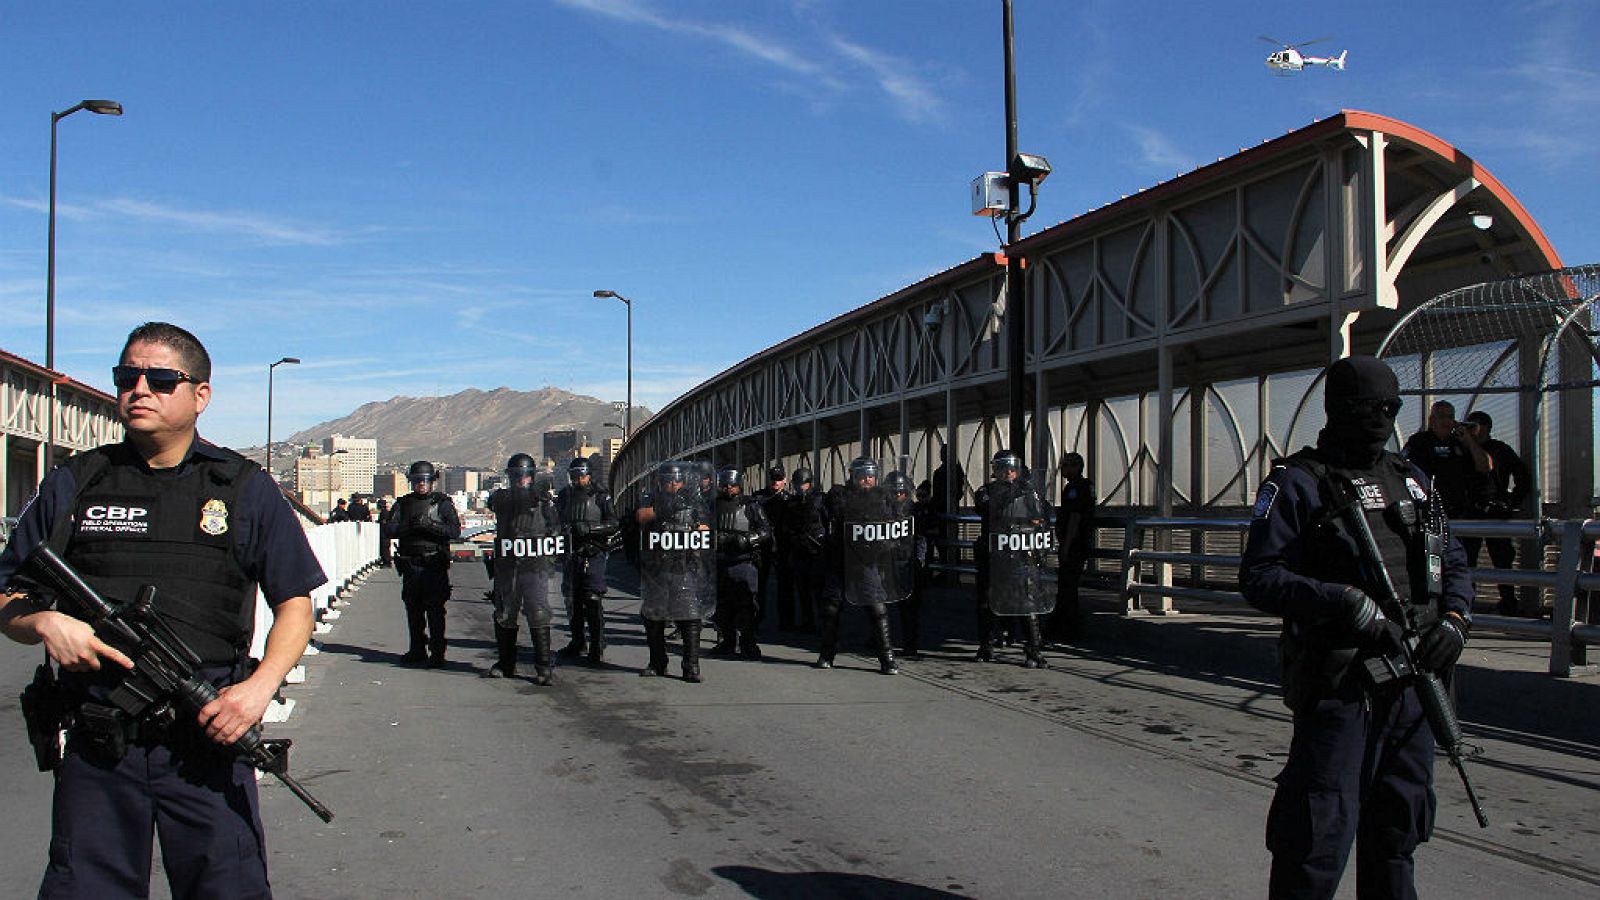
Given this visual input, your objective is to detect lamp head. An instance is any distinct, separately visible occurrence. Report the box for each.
[84,100,123,116]
[1009,152,1052,187]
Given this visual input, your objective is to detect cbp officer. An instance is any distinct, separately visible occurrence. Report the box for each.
[387,460,462,666]
[1240,355,1473,899]
[0,321,325,899]
[555,456,620,665]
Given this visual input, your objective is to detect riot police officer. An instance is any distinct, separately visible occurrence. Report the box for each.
[1240,356,1473,899]
[752,467,790,630]
[815,457,908,675]
[635,461,716,682]
[709,467,772,659]
[484,454,562,684]
[885,471,930,659]
[975,450,1055,668]
[556,456,620,666]
[785,467,826,633]
[387,460,463,666]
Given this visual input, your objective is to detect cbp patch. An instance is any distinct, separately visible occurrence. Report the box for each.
[1252,482,1279,519]
[199,498,229,536]
[1405,477,1428,501]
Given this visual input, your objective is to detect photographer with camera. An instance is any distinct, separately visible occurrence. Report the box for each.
[1241,357,1475,899]
[1401,400,1489,519]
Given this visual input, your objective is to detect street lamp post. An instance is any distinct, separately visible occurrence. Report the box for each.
[46,98,122,467]
[266,357,301,472]
[592,290,632,441]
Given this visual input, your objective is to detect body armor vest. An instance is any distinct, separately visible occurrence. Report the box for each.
[557,487,604,526]
[1288,449,1440,631]
[395,492,450,559]
[716,497,759,565]
[53,444,256,665]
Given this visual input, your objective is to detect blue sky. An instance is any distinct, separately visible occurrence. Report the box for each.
[3,0,1597,450]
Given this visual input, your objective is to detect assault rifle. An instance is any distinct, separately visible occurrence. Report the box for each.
[1337,498,1489,828]
[20,545,334,822]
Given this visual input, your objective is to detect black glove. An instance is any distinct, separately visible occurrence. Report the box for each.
[1415,616,1467,671]
[1342,587,1406,657]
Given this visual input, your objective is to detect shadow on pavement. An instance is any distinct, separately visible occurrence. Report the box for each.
[712,865,974,899]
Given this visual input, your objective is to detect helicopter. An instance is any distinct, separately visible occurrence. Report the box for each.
[1261,36,1347,75]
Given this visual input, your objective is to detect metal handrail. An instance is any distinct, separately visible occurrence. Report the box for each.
[1119,514,1596,677]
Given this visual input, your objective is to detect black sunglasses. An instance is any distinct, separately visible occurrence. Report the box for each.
[112,365,199,394]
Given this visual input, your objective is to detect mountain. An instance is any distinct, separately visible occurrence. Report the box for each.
[272,387,651,470]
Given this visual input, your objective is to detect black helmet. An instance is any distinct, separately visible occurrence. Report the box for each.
[717,467,741,491]
[697,461,715,482]
[655,461,688,486]
[848,456,880,484]
[506,453,536,477]
[791,467,814,486]
[407,460,437,482]
[885,471,911,496]
[569,456,591,478]
[990,449,1021,480]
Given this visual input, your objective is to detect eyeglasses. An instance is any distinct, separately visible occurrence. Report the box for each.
[112,366,199,394]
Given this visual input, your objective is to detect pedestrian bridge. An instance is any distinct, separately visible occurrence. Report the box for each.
[613,111,1578,522]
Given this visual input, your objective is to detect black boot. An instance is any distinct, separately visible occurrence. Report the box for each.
[1022,614,1049,669]
[900,601,922,660]
[873,610,898,675]
[708,606,737,656]
[531,625,554,686]
[558,596,587,659]
[814,605,839,669]
[975,607,995,662]
[680,621,704,683]
[585,598,607,667]
[737,608,762,660]
[483,624,518,678]
[640,620,669,677]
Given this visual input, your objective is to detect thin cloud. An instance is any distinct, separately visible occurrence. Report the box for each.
[100,198,348,246]
[829,36,945,124]
[556,0,953,122]
[1127,125,1193,173]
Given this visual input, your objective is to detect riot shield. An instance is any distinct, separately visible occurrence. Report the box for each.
[987,521,1055,616]
[840,516,913,606]
[492,487,565,629]
[639,463,717,622]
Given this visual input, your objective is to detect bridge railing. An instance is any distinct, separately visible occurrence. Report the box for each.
[1118,516,1597,677]
[248,521,380,659]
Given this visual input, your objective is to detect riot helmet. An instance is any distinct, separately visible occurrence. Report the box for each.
[655,460,688,493]
[884,471,912,497]
[407,460,437,488]
[506,453,537,486]
[569,456,592,485]
[791,467,815,495]
[717,466,742,496]
[990,450,1022,482]
[848,456,880,489]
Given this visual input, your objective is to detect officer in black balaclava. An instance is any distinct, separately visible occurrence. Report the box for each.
[1240,355,1474,899]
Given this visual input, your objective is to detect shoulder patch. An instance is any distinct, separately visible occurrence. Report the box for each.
[1252,482,1280,520]
[1405,476,1428,501]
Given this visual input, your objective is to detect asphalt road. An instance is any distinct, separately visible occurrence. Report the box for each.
[2,561,1596,899]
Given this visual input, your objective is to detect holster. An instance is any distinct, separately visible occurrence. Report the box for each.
[20,663,65,772]
[71,702,132,765]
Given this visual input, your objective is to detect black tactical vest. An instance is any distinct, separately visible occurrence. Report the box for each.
[52,444,257,665]
[1286,449,1441,630]
[557,487,605,526]
[394,492,450,558]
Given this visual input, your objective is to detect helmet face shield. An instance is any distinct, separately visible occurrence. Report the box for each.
[848,457,880,488]
[717,468,741,493]
[990,450,1021,481]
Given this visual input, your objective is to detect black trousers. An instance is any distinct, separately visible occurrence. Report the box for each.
[1265,686,1435,900]
[401,564,450,656]
[1459,535,1518,612]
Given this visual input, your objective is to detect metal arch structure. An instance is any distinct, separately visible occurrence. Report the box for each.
[2,347,123,516]
[614,110,1573,518]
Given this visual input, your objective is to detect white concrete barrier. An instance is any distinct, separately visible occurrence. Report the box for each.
[249,521,379,659]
